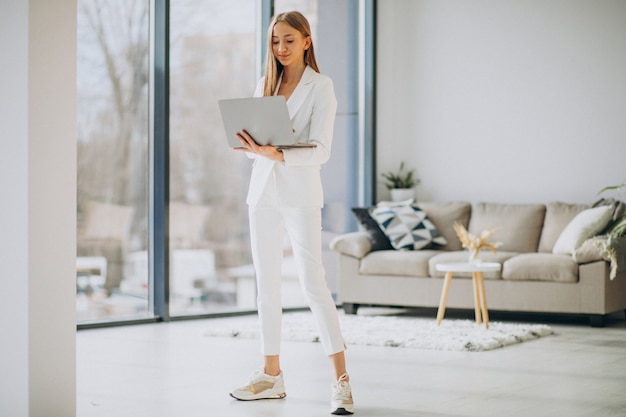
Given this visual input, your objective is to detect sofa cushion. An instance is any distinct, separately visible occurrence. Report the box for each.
[502,253,578,283]
[359,250,441,277]
[370,204,447,250]
[428,251,518,279]
[538,201,589,253]
[417,201,471,251]
[468,203,545,253]
[552,205,614,255]
[351,207,394,251]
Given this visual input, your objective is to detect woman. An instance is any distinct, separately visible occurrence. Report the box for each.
[229,11,354,416]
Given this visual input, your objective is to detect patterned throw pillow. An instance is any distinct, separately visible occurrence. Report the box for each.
[370,204,447,250]
[351,207,394,251]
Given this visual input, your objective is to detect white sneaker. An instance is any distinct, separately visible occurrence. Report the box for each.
[230,369,287,401]
[331,373,354,415]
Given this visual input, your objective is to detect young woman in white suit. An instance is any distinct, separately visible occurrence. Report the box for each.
[229,11,354,415]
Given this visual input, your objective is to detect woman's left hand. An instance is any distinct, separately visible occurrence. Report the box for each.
[233,130,285,162]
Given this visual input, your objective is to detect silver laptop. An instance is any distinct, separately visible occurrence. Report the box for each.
[218,96,316,150]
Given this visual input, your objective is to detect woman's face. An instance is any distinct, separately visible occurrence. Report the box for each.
[272,21,310,68]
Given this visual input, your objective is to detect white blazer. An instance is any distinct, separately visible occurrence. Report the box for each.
[246,66,338,208]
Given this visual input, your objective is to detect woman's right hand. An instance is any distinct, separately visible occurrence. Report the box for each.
[233,130,285,162]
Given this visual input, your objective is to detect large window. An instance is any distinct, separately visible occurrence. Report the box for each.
[76,0,151,322]
[76,0,360,323]
[167,0,358,316]
[168,0,258,315]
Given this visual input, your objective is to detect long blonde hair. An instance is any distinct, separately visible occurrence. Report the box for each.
[262,11,320,97]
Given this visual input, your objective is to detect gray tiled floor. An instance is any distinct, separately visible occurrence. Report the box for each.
[77,309,626,417]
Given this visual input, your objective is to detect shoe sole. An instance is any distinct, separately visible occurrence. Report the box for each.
[331,407,354,415]
[229,392,287,401]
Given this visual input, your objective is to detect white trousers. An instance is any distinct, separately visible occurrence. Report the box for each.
[248,204,346,356]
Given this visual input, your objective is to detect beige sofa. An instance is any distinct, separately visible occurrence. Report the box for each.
[330,201,626,327]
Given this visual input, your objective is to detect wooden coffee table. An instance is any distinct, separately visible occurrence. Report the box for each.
[435,262,501,329]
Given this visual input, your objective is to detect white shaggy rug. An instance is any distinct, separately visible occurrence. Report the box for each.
[204,311,554,352]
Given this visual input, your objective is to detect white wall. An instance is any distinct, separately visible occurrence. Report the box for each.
[377,0,626,204]
[0,0,77,416]
[0,1,29,414]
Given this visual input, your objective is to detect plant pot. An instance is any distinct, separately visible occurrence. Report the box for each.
[390,188,414,202]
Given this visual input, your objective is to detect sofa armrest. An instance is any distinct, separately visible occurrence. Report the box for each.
[329,232,372,259]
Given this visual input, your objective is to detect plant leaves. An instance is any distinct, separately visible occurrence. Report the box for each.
[598,180,626,195]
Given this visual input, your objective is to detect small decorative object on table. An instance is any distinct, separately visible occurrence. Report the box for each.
[453,222,502,263]
[381,161,420,202]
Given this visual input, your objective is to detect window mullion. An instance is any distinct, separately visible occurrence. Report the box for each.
[150,0,170,321]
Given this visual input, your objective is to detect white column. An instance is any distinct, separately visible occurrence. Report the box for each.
[0,0,77,416]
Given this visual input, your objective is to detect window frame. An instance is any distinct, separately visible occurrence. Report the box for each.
[78,0,375,329]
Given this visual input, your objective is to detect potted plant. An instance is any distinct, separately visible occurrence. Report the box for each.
[598,180,626,279]
[381,161,420,202]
